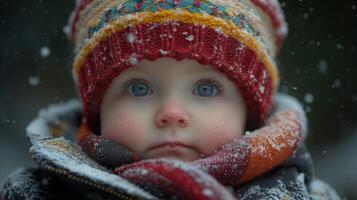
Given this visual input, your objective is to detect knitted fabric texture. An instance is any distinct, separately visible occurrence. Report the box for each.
[68,0,288,135]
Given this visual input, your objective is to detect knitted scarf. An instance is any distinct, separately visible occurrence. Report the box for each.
[78,95,306,199]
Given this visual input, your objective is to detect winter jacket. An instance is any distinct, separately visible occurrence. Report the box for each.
[1,97,341,200]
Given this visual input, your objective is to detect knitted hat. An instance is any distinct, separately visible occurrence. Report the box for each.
[68,0,287,134]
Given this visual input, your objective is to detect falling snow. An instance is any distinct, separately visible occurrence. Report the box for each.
[304,93,314,104]
[140,169,148,175]
[303,13,309,19]
[28,76,40,86]
[185,35,194,41]
[5,120,16,124]
[127,33,137,43]
[317,60,328,74]
[331,79,342,88]
[40,46,50,58]
[62,25,69,35]
[259,85,265,94]
[159,49,170,55]
[336,43,344,50]
[203,188,214,197]
[129,54,138,65]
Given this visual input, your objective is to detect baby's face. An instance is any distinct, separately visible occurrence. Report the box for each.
[100,58,246,161]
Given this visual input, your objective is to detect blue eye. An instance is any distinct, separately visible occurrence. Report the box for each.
[127,81,152,96]
[193,81,219,97]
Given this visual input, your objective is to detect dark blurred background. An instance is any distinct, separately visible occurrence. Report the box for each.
[1,0,356,199]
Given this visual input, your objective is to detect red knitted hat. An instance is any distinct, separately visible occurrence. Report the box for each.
[68,0,287,134]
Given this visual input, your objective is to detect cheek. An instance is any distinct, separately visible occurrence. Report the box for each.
[101,112,146,152]
[196,114,245,154]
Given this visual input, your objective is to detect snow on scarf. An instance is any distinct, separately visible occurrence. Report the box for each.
[78,94,307,199]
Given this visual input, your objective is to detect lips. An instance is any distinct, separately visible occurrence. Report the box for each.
[147,141,195,151]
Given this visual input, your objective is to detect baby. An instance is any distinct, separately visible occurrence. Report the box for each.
[1,0,341,199]
[73,0,279,165]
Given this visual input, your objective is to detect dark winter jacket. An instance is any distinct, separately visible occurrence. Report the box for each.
[1,99,341,200]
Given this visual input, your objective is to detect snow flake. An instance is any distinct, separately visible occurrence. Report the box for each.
[259,85,265,94]
[304,93,314,104]
[336,43,344,50]
[29,76,40,87]
[244,130,252,135]
[148,24,158,30]
[331,79,341,88]
[128,54,138,65]
[185,35,194,42]
[317,59,328,74]
[5,119,16,124]
[159,49,170,55]
[302,13,309,19]
[127,33,137,43]
[202,188,214,197]
[40,46,50,58]
[140,169,148,175]
[62,25,69,35]
[214,27,223,34]
[304,13,310,19]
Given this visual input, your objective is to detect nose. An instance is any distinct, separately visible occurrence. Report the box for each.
[155,102,190,128]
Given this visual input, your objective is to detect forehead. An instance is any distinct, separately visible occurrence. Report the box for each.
[124,57,221,77]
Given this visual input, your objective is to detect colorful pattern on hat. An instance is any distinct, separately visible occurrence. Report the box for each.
[68,0,287,132]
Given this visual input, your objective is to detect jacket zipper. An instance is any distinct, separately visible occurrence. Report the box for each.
[42,164,138,200]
